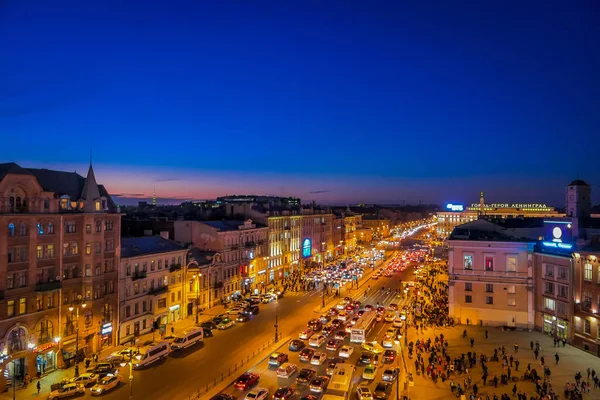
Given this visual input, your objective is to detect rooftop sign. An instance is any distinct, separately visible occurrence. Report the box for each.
[467,203,553,211]
[445,203,464,212]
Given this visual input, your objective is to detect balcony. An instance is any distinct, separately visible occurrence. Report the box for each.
[131,271,147,281]
[148,286,168,296]
[35,281,62,292]
[456,269,529,278]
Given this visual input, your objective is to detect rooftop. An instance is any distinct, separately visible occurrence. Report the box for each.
[121,236,186,258]
[568,179,590,186]
[189,248,218,267]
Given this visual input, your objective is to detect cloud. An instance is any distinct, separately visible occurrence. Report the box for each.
[112,193,147,198]
[153,178,182,183]
[308,190,330,194]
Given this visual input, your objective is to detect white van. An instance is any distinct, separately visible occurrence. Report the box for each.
[171,328,203,350]
[132,342,170,369]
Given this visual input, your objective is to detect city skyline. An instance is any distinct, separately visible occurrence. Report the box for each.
[2,1,600,205]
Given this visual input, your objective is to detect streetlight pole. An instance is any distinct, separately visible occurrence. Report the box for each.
[395,340,400,400]
[274,297,279,343]
[69,299,86,366]
[120,339,137,400]
[192,273,201,323]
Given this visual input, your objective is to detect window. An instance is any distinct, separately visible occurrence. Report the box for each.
[61,198,69,209]
[508,297,516,306]
[37,223,44,235]
[105,239,114,252]
[85,264,92,277]
[19,223,27,236]
[158,260,162,269]
[558,267,567,280]
[46,222,54,234]
[7,300,14,317]
[105,220,113,231]
[7,274,14,289]
[134,303,139,315]
[485,284,494,293]
[158,298,167,309]
[19,298,26,314]
[86,224,92,234]
[8,223,15,237]
[85,243,91,255]
[506,256,517,272]
[462,254,473,270]
[507,285,516,294]
[65,222,76,233]
[584,319,591,335]
[95,220,101,232]
[63,243,71,256]
[95,201,101,211]
[44,199,50,210]
[558,285,568,299]
[95,263,101,276]
[464,295,472,303]
[464,282,472,292]
[544,282,554,295]
[485,296,494,305]
[545,264,554,277]
[484,256,494,271]
[45,244,54,258]
[151,261,155,271]
[17,272,27,287]
[544,297,555,311]
[598,266,600,283]
[583,292,592,309]
[95,242,101,254]
[584,263,593,281]
[37,245,44,259]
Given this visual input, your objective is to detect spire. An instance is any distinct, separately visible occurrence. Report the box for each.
[152,186,156,206]
[81,163,101,211]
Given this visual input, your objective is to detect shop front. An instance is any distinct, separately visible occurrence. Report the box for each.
[542,314,569,339]
[33,342,58,376]
[99,323,113,350]
[169,304,181,323]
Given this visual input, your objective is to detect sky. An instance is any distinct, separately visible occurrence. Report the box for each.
[1,1,599,206]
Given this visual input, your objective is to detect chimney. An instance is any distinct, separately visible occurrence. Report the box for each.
[160,231,170,240]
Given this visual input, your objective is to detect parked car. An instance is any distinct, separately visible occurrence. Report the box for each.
[91,375,121,395]
[48,383,85,399]
[70,372,98,387]
[217,318,235,329]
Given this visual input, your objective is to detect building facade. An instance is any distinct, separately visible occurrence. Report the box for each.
[118,236,187,345]
[361,216,390,239]
[0,162,120,386]
[572,250,600,356]
[174,219,268,302]
[448,220,535,329]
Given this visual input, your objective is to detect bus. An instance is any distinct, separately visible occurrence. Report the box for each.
[350,311,376,343]
[326,363,355,399]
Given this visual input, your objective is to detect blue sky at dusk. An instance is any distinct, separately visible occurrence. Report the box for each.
[1,1,599,206]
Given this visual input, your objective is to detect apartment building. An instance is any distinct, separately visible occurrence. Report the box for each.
[0,162,120,386]
[118,236,187,344]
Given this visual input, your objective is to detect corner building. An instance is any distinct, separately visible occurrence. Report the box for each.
[0,162,120,385]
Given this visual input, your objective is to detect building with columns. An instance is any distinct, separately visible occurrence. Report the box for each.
[174,219,268,300]
[0,162,120,387]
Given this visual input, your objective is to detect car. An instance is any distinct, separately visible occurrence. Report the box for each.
[389,303,398,311]
[339,345,354,358]
[210,395,236,400]
[243,305,260,315]
[276,363,298,378]
[382,335,394,348]
[299,329,314,340]
[382,368,400,382]
[261,295,274,304]
[309,375,330,393]
[383,350,397,363]
[236,313,251,323]
[70,372,98,387]
[93,362,118,377]
[299,348,315,362]
[385,328,397,337]
[353,300,362,308]
[273,386,295,400]
[308,334,326,348]
[227,306,243,314]
[296,368,316,385]
[318,314,331,324]
[201,321,218,330]
[337,311,348,321]
[245,387,269,400]
[392,318,404,329]
[234,372,260,390]
[289,339,306,352]
[299,396,318,400]
[384,313,395,323]
[268,352,289,367]
[326,357,345,375]
[361,341,384,354]
[364,305,374,311]
[376,307,385,315]
[375,314,384,322]
[321,325,334,337]
[334,330,348,341]
[371,275,379,280]
[356,385,374,400]
[217,318,235,329]
[362,364,376,380]
[357,310,365,317]
[359,352,373,364]
[91,375,120,395]
[330,319,343,330]
[345,304,355,312]
[48,382,85,399]
[327,308,339,317]
[399,311,407,321]
[336,300,347,310]
[350,316,360,326]
[307,319,323,331]
[310,352,327,365]
[325,339,341,351]
[106,347,138,362]
[373,382,392,399]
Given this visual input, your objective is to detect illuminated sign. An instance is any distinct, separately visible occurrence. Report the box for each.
[33,343,55,353]
[302,238,312,258]
[445,203,464,212]
[468,203,552,211]
[101,323,113,335]
[542,242,573,250]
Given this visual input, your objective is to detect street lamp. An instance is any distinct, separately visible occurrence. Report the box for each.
[68,298,86,363]
[192,273,202,323]
[394,339,401,400]
[274,295,279,343]
[120,343,141,400]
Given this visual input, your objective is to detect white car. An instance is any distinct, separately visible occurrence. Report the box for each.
[362,363,376,380]
[393,318,404,329]
[336,301,347,310]
[217,318,235,329]
[299,329,314,340]
[309,334,326,347]
[70,372,98,387]
[382,335,394,348]
[227,306,243,314]
[91,375,120,395]
[48,383,84,399]
[337,311,348,321]
[339,345,354,358]
[310,352,327,365]
[245,387,269,400]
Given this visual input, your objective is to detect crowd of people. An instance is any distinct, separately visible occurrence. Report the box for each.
[402,262,594,400]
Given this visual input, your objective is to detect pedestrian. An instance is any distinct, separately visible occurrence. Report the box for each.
[534,349,539,360]
[470,338,475,348]
[588,367,591,379]
[485,330,488,339]
[540,356,545,366]
[555,353,559,364]
[530,341,534,350]
[473,383,478,396]
[171,326,174,335]
[562,338,566,347]
[74,364,79,377]
[515,360,519,371]
[37,381,41,395]
[85,358,91,369]
[514,343,519,353]
[512,384,517,397]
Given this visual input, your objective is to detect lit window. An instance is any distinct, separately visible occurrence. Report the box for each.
[463,254,473,270]
[508,297,516,306]
[544,297,555,311]
[584,263,593,281]
[95,201,101,211]
[507,285,516,294]
[506,256,517,272]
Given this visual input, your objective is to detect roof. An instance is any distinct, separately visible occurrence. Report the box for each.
[121,236,186,258]
[26,167,86,198]
[0,162,30,180]
[449,219,538,242]
[202,220,266,231]
[568,180,590,186]
[189,248,218,267]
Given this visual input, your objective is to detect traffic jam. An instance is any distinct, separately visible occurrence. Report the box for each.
[213,250,426,400]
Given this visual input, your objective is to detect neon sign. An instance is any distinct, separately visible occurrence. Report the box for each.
[445,203,464,212]
[302,238,312,258]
